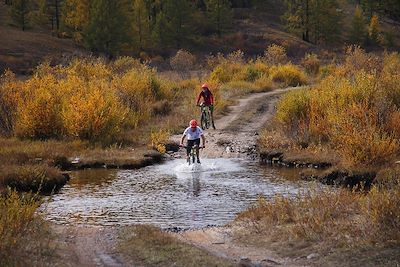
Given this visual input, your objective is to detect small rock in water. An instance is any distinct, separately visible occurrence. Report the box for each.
[261,258,281,265]
[307,253,319,260]
[239,257,254,267]
[71,157,80,164]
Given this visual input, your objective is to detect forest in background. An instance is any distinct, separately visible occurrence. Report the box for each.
[3,0,400,58]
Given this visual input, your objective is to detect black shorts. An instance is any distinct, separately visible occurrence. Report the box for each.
[187,138,200,154]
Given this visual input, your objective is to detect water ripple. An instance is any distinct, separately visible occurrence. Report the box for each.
[41,158,310,229]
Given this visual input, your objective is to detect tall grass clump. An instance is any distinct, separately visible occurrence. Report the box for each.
[237,177,400,248]
[270,64,308,87]
[301,53,320,75]
[263,44,288,65]
[0,191,52,266]
[209,49,306,94]
[275,48,400,166]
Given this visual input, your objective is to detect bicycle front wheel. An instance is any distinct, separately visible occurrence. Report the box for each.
[191,150,196,164]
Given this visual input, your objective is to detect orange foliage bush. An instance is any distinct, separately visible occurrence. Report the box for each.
[276,50,400,166]
[0,58,177,143]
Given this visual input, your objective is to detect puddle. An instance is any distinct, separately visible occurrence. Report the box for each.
[41,158,314,229]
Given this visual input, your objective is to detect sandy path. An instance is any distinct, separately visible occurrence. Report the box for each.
[52,225,127,267]
[51,87,302,267]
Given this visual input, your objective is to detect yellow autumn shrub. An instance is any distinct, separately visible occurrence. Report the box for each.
[0,71,25,135]
[15,75,63,139]
[150,129,170,154]
[61,81,128,142]
[276,51,400,166]
[270,64,307,87]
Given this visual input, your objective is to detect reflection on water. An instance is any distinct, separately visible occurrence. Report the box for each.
[41,159,312,229]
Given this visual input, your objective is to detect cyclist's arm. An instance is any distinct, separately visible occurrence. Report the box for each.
[210,93,214,105]
[196,92,203,105]
[180,134,186,146]
[201,134,206,148]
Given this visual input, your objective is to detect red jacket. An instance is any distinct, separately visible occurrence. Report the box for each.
[197,89,214,106]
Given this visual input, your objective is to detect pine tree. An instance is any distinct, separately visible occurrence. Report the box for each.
[206,0,232,36]
[131,0,151,50]
[310,0,341,44]
[359,0,381,19]
[10,0,32,31]
[163,0,195,47]
[151,10,169,47]
[84,0,129,57]
[33,0,64,34]
[284,0,341,44]
[350,5,366,45]
[284,0,311,42]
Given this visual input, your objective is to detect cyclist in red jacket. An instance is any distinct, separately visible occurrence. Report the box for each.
[196,83,216,129]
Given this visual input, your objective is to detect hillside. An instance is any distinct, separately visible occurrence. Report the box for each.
[1,0,399,74]
[0,1,312,74]
[0,1,84,74]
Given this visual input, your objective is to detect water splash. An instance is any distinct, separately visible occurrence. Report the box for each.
[156,158,244,175]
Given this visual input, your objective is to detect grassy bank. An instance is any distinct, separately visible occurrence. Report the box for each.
[235,173,400,266]
[119,225,235,267]
[0,191,55,266]
[250,47,400,265]
[260,47,400,171]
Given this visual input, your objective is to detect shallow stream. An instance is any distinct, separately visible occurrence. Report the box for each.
[42,159,314,229]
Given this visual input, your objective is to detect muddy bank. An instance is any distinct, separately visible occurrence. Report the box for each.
[0,166,70,195]
[259,149,377,188]
[54,149,163,171]
[259,150,332,169]
[0,148,163,195]
[301,169,376,189]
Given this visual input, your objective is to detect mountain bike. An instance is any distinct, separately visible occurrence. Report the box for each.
[199,103,211,129]
[181,144,204,165]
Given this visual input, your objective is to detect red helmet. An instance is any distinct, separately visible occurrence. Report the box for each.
[201,83,209,90]
[190,119,198,128]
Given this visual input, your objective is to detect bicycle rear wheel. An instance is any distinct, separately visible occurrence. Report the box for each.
[205,109,210,129]
[201,112,207,129]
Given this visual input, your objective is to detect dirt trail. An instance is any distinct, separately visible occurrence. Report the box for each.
[52,225,127,267]
[172,87,307,267]
[171,87,299,159]
[51,87,301,267]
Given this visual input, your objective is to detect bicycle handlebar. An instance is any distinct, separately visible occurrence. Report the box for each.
[180,145,205,149]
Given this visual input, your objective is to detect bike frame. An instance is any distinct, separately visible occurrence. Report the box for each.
[182,145,203,165]
[200,105,210,129]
